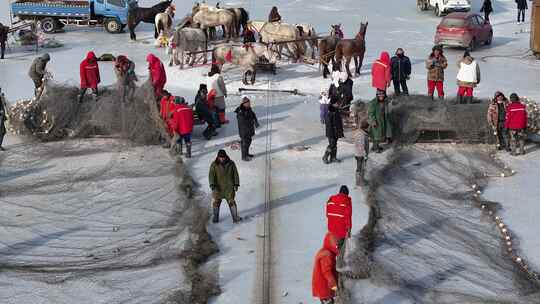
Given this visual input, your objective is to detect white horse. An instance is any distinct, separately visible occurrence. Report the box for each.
[154,5,175,41]
[192,3,237,40]
[212,43,271,85]
[248,21,305,61]
[167,27,208,69]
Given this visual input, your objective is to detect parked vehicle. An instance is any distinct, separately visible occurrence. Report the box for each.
[418,0,471,17]
[435,13,493,50]
[10,0,128,34]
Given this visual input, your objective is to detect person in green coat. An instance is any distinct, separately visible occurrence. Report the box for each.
[209,149,242,223]
[367,90,392,153]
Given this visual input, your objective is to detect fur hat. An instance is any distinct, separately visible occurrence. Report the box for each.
[241,95,250,105]
[217,149,227,158]
[510,93,519,102]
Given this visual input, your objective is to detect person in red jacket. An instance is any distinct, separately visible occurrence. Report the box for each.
[147,53,167,98]
[170,96,194,158]
[326,185,352,246]
[505,93,528,156]
[159,90,177,135]
[312,232,339,304]
[371,51,391,93]
[79,51,101,103]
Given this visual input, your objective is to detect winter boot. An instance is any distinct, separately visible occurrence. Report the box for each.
[330,148,341,163]
[429,94,434,101]
[457,95,464,104]
[465,96,474,104]
[229,203,243,223]
[212,204,220,223]
[186,142,192,158]
[519,137,526,155]
[322,148,332,164]
[218,111,229,124]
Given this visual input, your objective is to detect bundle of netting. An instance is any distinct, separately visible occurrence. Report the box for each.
[523,98,540,134]
[7,78,168,145]
[351,95,494,145]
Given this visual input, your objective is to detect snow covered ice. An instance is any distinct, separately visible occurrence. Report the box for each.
[1,0,540,303]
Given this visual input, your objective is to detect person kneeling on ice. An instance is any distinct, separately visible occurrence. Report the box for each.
[354,121,370,187]
[235,96,260,161]
[326,186,352,248]
[79,51,101,103]
[209,149,242,223]
[312,232,339,304]
[322,97,344,164]
[368,90,392,153]
[147,53,167,98]
[456,51,481,104]
[505,93,528,156]
[170,97,194,158]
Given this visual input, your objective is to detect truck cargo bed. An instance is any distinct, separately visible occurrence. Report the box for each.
[12,0,90,18]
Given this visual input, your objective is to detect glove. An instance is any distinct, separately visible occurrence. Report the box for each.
[331,286,338,292]
[233,185,239,192]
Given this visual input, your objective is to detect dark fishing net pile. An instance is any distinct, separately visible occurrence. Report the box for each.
[7,79,168,144]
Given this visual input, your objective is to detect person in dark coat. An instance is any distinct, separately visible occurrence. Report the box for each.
[194,84,218,140]
[516,0,528,24]
[235,96,260,161]
[390,48,411,96]
[480,0,493,22]
[323,98,344,164]
[268,6,282,23]
[338,72,354,111]
[0,88,7,151]
[28,53,51,96]
[487,91,509,151]
[209,149,242,223]
[0,23,9,60]
[242,27,256,45]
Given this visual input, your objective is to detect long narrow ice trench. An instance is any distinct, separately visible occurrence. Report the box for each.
[343,145,540,304]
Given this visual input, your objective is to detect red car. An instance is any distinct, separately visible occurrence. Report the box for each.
[434,12,493,50]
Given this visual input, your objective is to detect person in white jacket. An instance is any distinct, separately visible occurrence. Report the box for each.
[207,65,229,124]
[354,121,370,187]
[456,51,481,104]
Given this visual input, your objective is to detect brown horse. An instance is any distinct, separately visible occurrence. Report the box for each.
[335,22,368,78]
[319,25,341,78]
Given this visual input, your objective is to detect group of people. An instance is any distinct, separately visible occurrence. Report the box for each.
[488,91,529,155]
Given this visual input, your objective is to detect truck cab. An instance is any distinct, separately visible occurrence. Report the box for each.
[92,0,129,33]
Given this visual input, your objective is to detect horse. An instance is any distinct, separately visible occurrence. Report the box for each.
[192,3,237,40]
[214,2,250,34]
[168,27,208,69]
[319,25,342,78]
[335,22,368,78]
[212,43,271,85]
[128,0,172,41]
[295,23,317,59]
[154,5,175,39]
[248,21,305,62]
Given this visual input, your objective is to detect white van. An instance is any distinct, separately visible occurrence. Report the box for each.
[418,0,472,17]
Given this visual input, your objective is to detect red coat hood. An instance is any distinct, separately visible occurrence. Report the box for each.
[147,54,160,66]
[323,232,339,255]
[86,51,97,63]
[379,52,390,65]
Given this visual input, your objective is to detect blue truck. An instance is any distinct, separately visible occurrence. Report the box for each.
[10,0,129,34]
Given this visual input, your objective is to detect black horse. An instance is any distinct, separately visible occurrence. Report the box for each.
[128,0,172,41]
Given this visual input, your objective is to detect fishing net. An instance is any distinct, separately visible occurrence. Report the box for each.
[7,77,168,145]
[339,94,540,303]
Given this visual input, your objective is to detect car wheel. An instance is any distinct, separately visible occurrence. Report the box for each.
[40,18,57,34]
[105,18,122,34]
[485,32,493,45]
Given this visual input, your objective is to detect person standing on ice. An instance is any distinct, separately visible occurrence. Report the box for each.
[268,6,282,23]
[235,96,259,162]
[390,48,411,96]
[159,90,176,137]
[0,88,7,151]
[505,93,528,155]
[368,90,392,153]
[312,232,339,304]
[170,96,194,158]
[456,51,481,104]
[146,53,167,98]
[114,55,138,102]
[326,185,352,247]
[354,121,370,187]
[426,45,448,100]
[480,0,493,22]
[516,0,528,24]
[28,53,50,96]
[339,71,354,112]
[371,51,392,94]
[78,51,101,103]
[207,65,229,125]
[0,23,9,60]
[209,149,242,223]
[322,97,344,164]
[487,91,509,151]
